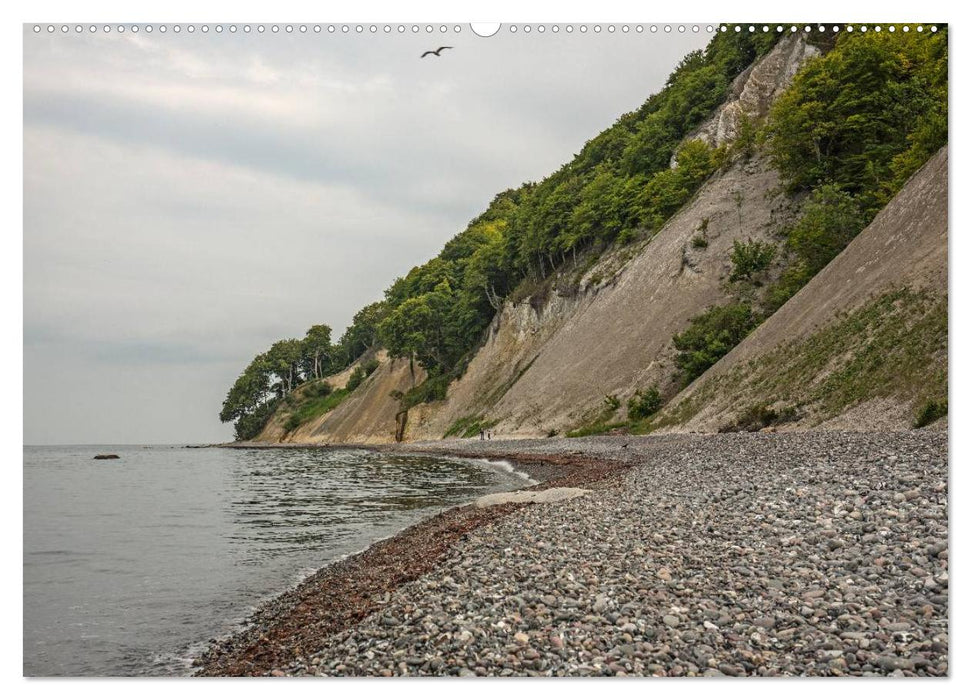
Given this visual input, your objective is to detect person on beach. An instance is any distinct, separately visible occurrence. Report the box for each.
[479,429,484,441]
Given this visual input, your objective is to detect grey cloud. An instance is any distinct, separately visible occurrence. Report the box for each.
[24,27,708,444]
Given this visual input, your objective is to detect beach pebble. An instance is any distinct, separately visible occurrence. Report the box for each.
[206,432,949,678]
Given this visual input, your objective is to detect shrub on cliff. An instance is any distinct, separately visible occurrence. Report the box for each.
[914,398,947,428]
[729,239,776,282]
[673,303,758,384]
[346,358,379,392]
[628,386,663,420]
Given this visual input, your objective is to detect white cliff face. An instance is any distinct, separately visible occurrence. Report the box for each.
[256,35,824,445]
[658,147,949,434]
[672,35,820,166]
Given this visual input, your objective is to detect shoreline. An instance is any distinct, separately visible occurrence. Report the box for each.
[196,431,948,677]
[194,446,630,676]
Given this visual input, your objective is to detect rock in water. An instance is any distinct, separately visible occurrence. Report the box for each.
[93,454,120,460]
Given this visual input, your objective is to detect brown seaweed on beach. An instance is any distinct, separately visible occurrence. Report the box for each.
[195,452,627,676]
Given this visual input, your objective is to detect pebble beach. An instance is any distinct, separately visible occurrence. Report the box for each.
[197,430,948,677]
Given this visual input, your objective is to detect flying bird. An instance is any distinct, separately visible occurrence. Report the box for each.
[421,46,453,58]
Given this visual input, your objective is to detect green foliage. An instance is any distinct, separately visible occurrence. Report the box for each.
[627,386,663,420]
[691,235,709,249]
[729,239,776,282]
[300,324,333,380]
[303,379,333,399]
[657,289,947,430]
[346,358,380,392]
[730,112,759,159]
[378,279,462,371]
[635,141,724,231]
[265,339,303,396]
[283,388,351,432]
[914,398,947,428]
[788,185,866,276]
[443,415,500,439]
[346,368,365,392]
[220,353,271,424]
[232,398,280,441]
[673,303,758,384]
[765,27,948,215]
[602,394,621,411]
[884,98,948,198]
[760,186,865,314]
[762,265,812,315]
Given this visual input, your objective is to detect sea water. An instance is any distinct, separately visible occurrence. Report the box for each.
[23,445,529,676]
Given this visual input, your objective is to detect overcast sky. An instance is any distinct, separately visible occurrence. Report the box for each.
[23,24,708,444]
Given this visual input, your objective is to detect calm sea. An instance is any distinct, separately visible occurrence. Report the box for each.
[23,444,530,676]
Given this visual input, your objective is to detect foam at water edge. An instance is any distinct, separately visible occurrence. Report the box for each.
[472,458,538,485]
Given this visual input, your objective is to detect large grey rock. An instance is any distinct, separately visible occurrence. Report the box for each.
[474,487,590,508]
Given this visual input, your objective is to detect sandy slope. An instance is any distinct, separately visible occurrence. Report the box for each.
[658,147,948,433]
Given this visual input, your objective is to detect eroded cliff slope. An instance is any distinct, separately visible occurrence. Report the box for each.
[654,147,948,433]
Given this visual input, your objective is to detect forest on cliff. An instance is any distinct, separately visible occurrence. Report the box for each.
[220,26,947,441]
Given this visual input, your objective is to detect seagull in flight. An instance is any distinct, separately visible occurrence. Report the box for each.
[421,46,453,58]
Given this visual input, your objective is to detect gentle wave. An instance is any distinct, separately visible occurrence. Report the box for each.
[24,445,528,676]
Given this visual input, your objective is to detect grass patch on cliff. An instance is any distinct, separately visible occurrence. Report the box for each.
[566,389,667,437]
[654,288,947,430]
[283,386,351,433]
[566,421,628,438]
[913,398,947,428]
[443,415,500,439]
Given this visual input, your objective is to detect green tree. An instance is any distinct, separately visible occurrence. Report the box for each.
[765,28,948,214]
[219,352,278,440]
[337,301,387,366]
[379,296,432,366]
[219,352,271,424]
[301,324,333,380]
[463,222,510,311]
[635,140,720,231]
[628,386,663,420]
[787,185,865,276]
[266,339,304,396]
[569,167,629,249]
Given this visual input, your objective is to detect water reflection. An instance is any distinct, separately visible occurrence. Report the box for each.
[24,445,527,675]
[224,449,516,563]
